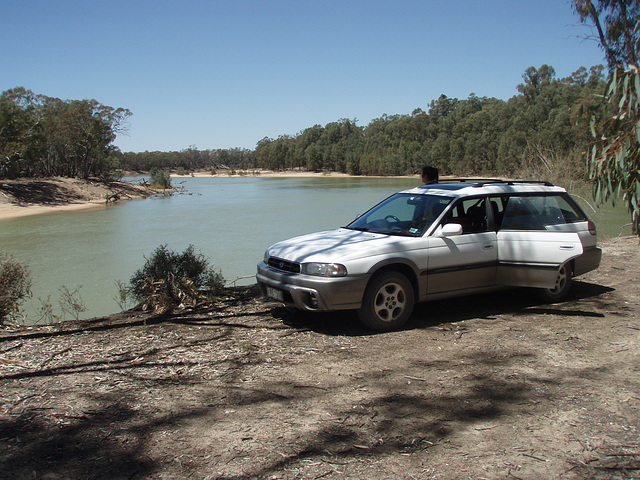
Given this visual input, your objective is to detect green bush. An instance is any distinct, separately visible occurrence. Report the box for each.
[149,169,172,189]
[129,245,225,312]
[0,252,32,324]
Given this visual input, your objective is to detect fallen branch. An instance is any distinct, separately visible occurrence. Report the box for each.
[522,453,548,462]
[38,346,72,370]
[404,375,427,382]
[105,189,132,203]
[0,356,26,368]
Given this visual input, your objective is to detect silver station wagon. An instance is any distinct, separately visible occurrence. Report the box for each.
[257,180,602,331]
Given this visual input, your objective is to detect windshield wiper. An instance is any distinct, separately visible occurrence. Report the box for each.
[346,226,370,232]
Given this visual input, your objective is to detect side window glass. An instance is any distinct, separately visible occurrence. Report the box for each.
[501,196,546,230]
[500,194,586,231]
[443,198,488,234]
[555,195,586,223]
[528,196,565,226]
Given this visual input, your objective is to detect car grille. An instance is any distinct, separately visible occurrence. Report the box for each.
[267,256,301,274]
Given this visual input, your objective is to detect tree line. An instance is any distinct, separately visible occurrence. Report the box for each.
[0,64,607,182]
[121,64,607,181]
[252,65,606,181]
[0,87,131,179]
[119,146,254,173]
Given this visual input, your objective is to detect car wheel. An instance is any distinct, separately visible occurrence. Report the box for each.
[539,262,573,302]
[358,271,414,331]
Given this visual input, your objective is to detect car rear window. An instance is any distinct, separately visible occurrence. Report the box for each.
[499,194,587,230]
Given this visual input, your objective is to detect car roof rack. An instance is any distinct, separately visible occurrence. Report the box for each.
[425,179,555,187]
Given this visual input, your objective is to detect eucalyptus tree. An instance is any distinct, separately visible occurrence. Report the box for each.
[0,88,44,178]
[572,0,640,234]
[0,87,130,179]
[572,0,640,68]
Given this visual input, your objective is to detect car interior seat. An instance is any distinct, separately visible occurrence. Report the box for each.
[466,204,487,232]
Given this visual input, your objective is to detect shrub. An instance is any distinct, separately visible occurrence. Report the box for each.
[129,245,225,312]
[59,285,87,321]
[149,169,172,189]
[0,252,32,324]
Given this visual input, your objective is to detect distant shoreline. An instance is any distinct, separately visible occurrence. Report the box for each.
[171,169,417,179]
[0,172,420,221]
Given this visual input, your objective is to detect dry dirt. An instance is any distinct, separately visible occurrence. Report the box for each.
[0,236,639,479]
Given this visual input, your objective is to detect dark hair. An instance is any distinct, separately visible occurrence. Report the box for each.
[422,166,439,182]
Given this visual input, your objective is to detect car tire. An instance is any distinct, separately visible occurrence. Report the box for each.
[358,271,414,332]
[539,262,573,302]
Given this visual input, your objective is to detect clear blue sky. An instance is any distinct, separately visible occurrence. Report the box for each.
[2,0,605,153]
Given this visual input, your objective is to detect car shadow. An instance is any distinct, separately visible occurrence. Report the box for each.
[270,280,615,337]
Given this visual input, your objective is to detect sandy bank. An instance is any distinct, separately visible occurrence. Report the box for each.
[172,169,418,179]
[0,200,113,221]
[0,177,151,221]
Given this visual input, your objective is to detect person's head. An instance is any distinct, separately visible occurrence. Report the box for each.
[422,166,439,184]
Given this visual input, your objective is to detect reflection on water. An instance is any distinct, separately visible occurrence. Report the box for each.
[0,176,418,322]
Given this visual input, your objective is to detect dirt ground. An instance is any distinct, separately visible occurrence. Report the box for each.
[0,236,638,479]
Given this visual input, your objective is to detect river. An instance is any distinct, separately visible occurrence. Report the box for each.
[1,176,418,323]
[0,175,631,324]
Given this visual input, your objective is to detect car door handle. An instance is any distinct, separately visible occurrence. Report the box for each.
[482,243,494,250]
[559,244,576,250]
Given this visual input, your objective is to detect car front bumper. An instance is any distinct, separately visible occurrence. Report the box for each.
[256,261,369,311]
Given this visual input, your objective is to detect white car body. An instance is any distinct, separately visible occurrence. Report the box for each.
[257,180,602,331]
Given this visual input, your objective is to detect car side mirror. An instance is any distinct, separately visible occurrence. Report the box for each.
[439,223,463,237]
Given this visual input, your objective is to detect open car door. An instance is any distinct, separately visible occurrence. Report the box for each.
[496,230,583,288]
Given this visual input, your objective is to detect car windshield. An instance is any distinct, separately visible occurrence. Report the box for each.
[345,193,453,237]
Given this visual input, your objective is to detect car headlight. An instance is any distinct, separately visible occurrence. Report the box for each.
[264,250,270,263]
[301,262,347,277]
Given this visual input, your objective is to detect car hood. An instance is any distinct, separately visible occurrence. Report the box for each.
[266,228,422,263]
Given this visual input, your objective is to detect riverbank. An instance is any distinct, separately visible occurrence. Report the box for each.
[174,168,423,180]
[0,235,638,479]
[0,177,152,221]
[178,169,355,178]
[0,172,418,221]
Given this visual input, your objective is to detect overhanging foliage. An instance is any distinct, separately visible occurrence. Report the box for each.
[587,64,640,233]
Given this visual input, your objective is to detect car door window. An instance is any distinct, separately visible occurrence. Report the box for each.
[500,196,545,230]
[443,198,488,233]
[499,194,587,231]
[428,196,496,295]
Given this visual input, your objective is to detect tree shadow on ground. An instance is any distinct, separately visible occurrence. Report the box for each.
[0,343,573,480]
[0,393,202,479]
[0,283,627,479]
[0,182,84,206]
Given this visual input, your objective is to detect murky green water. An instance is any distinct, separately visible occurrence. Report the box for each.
[0,176,632,323]
[0,176,418,322]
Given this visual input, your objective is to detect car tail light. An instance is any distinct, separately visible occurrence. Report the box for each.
[588,220,597,235]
